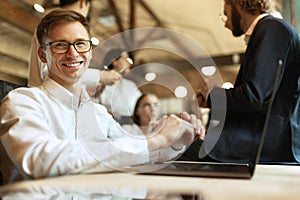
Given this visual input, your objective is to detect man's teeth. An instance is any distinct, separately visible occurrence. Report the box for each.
[65,62,81,67]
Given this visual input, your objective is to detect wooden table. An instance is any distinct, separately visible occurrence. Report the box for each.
[0,164,299,199]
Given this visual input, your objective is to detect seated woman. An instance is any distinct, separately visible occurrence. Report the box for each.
[122,93,162,136]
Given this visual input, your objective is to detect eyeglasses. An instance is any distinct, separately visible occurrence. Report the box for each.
[42,40,92,54]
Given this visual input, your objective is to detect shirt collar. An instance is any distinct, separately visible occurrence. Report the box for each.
[41,78,90,110]
[244,13,269,45]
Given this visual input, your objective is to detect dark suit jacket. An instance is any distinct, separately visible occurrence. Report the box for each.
[199,15,300,163]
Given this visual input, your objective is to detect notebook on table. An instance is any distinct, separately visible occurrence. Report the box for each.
[137,60,284,179]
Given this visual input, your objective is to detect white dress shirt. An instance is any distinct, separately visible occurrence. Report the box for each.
[0,78,177,184]
[122,123,186,154]
[99,78,142,116]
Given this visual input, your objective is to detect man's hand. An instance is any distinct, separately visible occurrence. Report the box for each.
[147,113,204,152]
[86,83,105,98]
[179,111,205,141]
[198,76,223,100]
[99,70,121,85]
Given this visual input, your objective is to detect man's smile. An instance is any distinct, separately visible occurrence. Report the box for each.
[62,61,83,68]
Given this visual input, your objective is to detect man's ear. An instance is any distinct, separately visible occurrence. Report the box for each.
[38,47,47,63]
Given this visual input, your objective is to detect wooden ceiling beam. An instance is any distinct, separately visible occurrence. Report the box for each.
[129,0,137,29]
[138,0,164,27]
[0,0,39,34]
[0,52,28,85]
[107,0,125,32]
[0,30,31,62]
[289,0,295,27]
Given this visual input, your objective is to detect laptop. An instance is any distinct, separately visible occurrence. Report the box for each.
[135,60,284,179]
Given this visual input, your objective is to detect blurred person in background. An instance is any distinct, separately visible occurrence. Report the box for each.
[122,93,162,136]
[180,0,300,164]
[95,48,142,124]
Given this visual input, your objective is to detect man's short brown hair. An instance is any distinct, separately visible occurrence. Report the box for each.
[225,0,274,15]
[36,9,90,46]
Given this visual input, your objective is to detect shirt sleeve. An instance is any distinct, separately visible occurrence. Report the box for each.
[89,104,184,167]
[0,89,112,181]
[82,68,101,86]
[121,124,185,163]
[81,103,151,169]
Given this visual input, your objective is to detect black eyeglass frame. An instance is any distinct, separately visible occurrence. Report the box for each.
[42,40,92,54]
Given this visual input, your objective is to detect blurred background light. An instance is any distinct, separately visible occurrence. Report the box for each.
[175,86,188,98]
[201,66,216,76]
[145,72,156,82]
[33,3,45,13]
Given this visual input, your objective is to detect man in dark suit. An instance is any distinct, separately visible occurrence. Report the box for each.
[181,0,300,163]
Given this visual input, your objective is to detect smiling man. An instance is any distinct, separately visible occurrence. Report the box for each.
[37,16,92,96]
[28,0,121,98]
[0,9,204,184]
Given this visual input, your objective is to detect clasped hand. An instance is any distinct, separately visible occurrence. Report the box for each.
[147,112,205,152]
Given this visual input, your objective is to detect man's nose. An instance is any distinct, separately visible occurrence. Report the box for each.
[66,44,79,56]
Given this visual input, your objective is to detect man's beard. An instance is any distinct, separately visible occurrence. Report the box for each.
[231,5,244,37]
